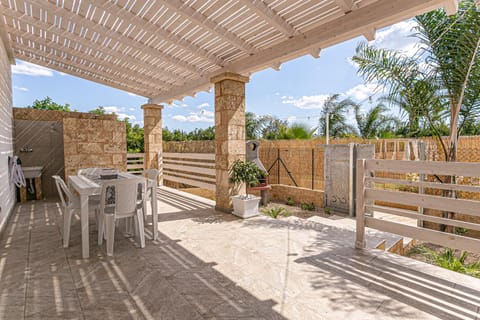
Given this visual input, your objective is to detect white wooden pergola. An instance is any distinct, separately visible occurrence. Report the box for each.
[0,0,460,104]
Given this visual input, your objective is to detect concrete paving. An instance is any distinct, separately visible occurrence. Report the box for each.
[1,186,479,319]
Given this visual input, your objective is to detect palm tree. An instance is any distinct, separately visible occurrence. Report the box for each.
[318,94,357,138]
[278,123,316,139]
[353,0,480,161]
[354,104,399,139]
[415,0,480,161]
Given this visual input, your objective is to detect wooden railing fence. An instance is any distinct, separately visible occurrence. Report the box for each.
[127,153,145,174]
[356,159,480,253]
[163,152,216,191]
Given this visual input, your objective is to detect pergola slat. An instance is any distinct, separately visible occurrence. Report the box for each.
[0,0,450,101]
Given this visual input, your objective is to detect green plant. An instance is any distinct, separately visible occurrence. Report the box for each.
[229,160,267,197]
[455,227,469,235]
[411,246,480,278]
[300,202,315,211]
[262,207,289,219]
[286,197,295,206]
[324,207,332,215]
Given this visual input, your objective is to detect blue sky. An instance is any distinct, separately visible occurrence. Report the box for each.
[11,20,420,131]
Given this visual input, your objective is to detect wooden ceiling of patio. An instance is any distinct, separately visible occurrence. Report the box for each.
[0,0,456,103]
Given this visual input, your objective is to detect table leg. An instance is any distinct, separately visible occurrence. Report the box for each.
[151,185,158,240]
[80,193,90,259]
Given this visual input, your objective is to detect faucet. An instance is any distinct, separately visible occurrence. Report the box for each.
[20,145,33,153]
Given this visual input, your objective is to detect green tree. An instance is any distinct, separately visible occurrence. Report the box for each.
[259,116,289,140]
[354,104,399,139]
[278,123,316,139]
[246,112,264,140]
[125,118,144,153]
[28,96,73,112]
[353,0,480,160]
[89,106,106,115]
[318,94,357,138]
[416,1,480,161]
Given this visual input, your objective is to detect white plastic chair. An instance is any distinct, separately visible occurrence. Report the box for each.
[143,169,159,239]
[53,175,100,248]
[97,177,146,256]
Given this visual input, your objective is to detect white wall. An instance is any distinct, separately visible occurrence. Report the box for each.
[0,39,14,233]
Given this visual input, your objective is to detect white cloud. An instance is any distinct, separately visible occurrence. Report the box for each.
[345,83,384,102]
[281,94,330,110]
[286,116,297,124]
[171,109,214,123]
[58,71,67,76]
[127,92,138,97]
[117,113,136,121]
[371,20,424,57]
[12,61,54,77]
[102,106,136,120]
[128,107,136,111]
[14,86,29,91]
[166,101,188,108]
[196,102,210,109]
[103,106,125,113]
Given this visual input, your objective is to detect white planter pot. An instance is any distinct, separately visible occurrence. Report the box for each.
[231,195,261,218]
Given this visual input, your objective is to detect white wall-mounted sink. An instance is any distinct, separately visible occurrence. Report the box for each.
[22,166,43,179]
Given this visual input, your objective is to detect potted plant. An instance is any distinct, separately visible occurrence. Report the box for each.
[229,159,267,218]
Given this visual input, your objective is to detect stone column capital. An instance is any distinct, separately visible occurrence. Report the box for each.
[141,103,164,111]
[210,72,249,84]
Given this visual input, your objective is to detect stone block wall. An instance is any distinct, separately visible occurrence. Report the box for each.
[63,117,126,177]
[0,39,14,232]
[268,184,324,209]
[12,108,126,184]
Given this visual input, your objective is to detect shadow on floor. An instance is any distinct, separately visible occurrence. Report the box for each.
[0,200,285,319]
[295,247,480,320]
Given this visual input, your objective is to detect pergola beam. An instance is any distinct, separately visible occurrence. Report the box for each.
[10,32,167,94]
[39,0,205,76]
[333,0,357,13]
[12,39,161,96]
[0,4,14,64]
[443,0,459,15]
[151,0,448,103]
[4,9,191,87]
[238,0,297,37]
[160,0,255,53]
[97,0,226,67]
[14,48,153,96]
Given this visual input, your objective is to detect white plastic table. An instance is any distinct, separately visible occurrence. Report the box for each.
[68,172,157,259]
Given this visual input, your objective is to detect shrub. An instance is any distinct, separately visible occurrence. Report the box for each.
[262,207,289,219]
[286,197,295,206]
[300,202,315,211]
[410,246,480,278]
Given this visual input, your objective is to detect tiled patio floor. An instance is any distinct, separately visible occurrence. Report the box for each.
[1,187,480,320]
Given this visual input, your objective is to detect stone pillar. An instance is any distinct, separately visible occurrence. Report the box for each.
[211,72,249,212]
[142,103,164,185]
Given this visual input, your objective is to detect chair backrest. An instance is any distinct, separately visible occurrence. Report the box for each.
[143,169,159,180]
[78,168,99,176]
[143,169,159,187]
[52,175,73,208]
[100,177,145,218]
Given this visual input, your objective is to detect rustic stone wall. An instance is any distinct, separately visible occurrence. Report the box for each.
[63,117,126,177]
[13,108,126,180]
